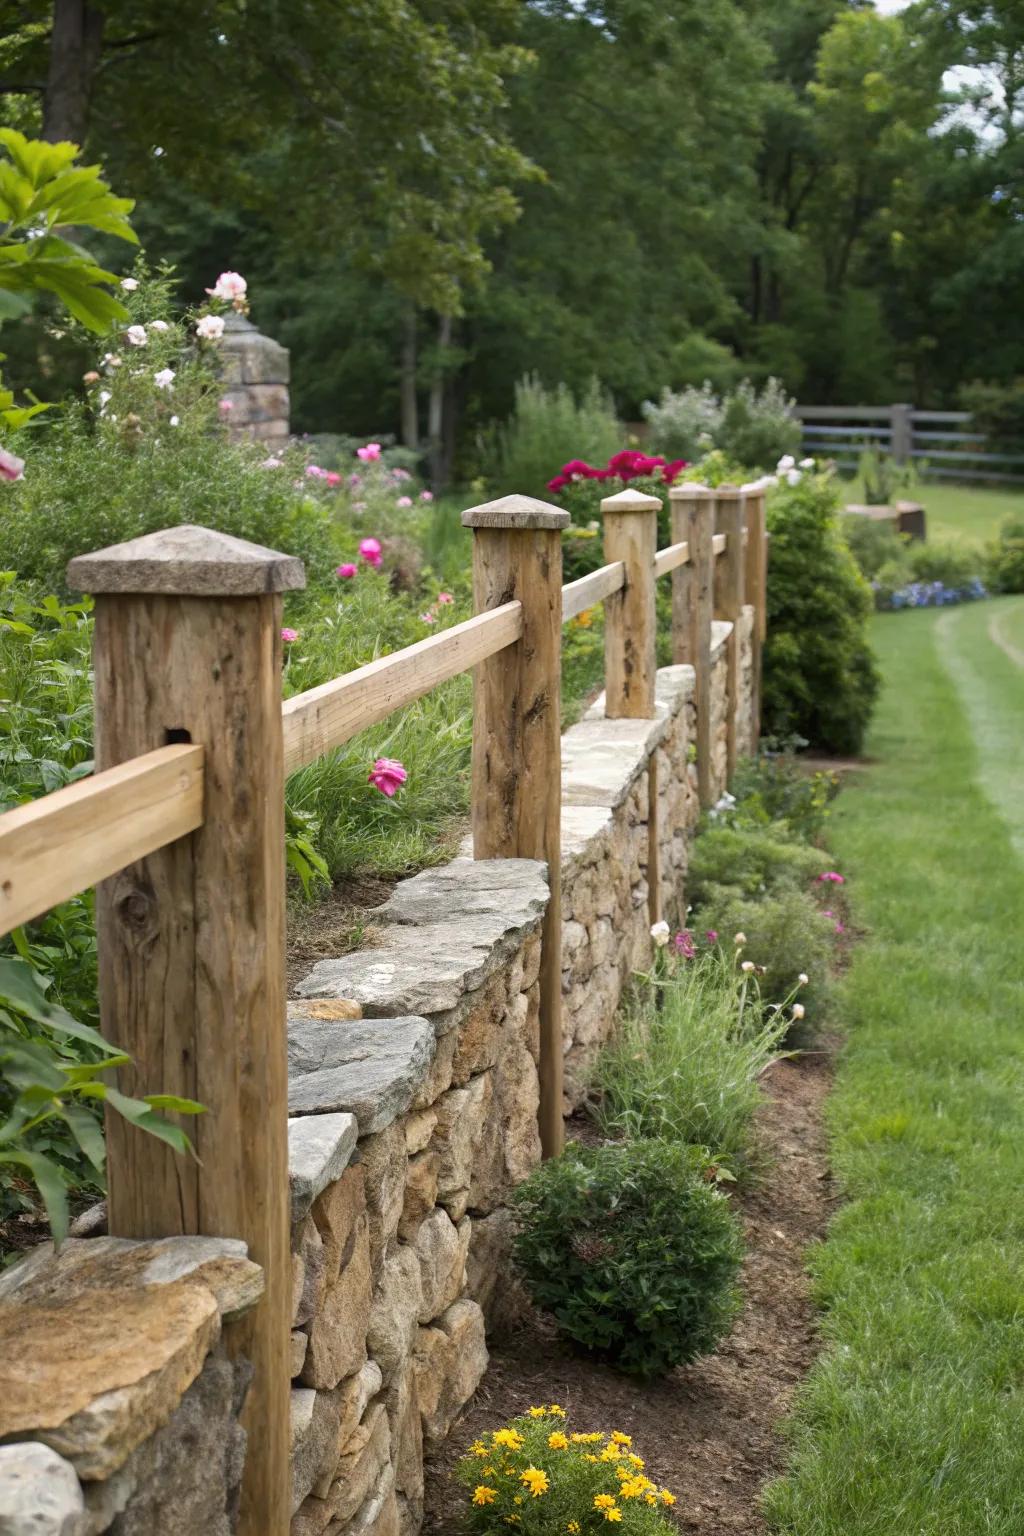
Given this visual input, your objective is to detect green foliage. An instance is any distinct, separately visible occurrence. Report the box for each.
[986,519,1024,595]
[511,1139,743,1377]
[686,824,830,909]
[642,384,723,463]
[841,515,910,582]
[717,378,801,471]
[455,1409,679,1533]
[959,378,1024,452]
[487,375,622,500]
[763,471,880,754]
[593,952,791,1181]
[692,888,836,1030]
[0,955,203,1244]
[855,446,920,508]
[728,749,841,841]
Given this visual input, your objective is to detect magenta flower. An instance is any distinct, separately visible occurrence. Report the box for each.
[218,398,233,413]
[674,930,696,959]
[396,495,413,508]
[437,592,454,605]
[305,464,328,480]
[359,537,383,567]
[0,446,25,482]
[336,563,358,579]
[281,627,298,644]
[822,909,834,918]
[834,921,845,934]
[817,871,845,884]
[368,757,407,797]
[326,471,341,487]
[705,929,718,944]
[420,490,434,503]
[357,441,382,462]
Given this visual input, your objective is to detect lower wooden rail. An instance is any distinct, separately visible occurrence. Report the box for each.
[654,539,690,579]
[561,560,626,623]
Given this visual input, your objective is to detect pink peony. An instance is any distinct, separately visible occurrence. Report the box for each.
[396,495,413,508]
[420,490,434,502]
[206,271,247,302]
[437,592,454,605]
[326,471,341,487]
[817,871,845,884]
[357,442,382,462]
[368,757,407,798]
[305,464,328,479]
[0,446,25,482]
[281,627,299,643]
[359,537,383,567]
[336,562,358,579]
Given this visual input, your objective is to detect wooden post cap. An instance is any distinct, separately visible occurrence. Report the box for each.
[67,524,307,596]
[461,494,570,530]
[717,483,741,496]
[669,481,713,501]
[599,487,662,513]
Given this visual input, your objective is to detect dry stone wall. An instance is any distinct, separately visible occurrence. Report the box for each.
[0,622,757,1536]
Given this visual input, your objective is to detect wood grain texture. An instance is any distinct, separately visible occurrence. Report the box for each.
[469,523,564,1158]
[670,486,714,804]
[67,522,305,596]
[712,532,727,556]
[561,561,625,622]
[282,601,522,775]
[743,488,767,748]
[89,588,290,1536]
[600,489,661,720]
[653,539,690,579]
[714,487,746,782]
[0,745,203,936]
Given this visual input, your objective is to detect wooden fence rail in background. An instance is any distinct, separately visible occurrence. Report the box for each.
[0,482,767,1535]
[795,402,1024,484]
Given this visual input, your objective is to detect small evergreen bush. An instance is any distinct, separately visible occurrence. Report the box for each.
[987,519,1024,594]
[716,378,801,470]
[763,471,879,754]
[687,824,830,908]
[692,888,835,1028]
[489,374,621,500]
[728,750,840,840]
[511,1139,743,1377]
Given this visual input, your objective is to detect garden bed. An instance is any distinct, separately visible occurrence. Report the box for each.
[421,1042,836,1536]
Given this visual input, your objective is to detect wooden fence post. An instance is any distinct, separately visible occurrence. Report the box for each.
[890,402,914,464]
[600,487,661,720]
[67,524,304,1536]
[668,483,714,808]
[742,485,767,749]
[461,494,569,1159]
[713,485,745,783]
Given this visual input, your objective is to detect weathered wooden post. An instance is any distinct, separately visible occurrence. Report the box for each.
[669,483,714,808]
[890,402,914,465]
[600,486,662,924]
[713,485,746,783]
[462,495,569,1159]
[742,485,767,748]
[67,524,303,1536]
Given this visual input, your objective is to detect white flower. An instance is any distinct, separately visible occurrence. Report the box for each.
[148,319,169,332]
[196,314,225,340]
[777,454,796,472]
[799,458,815,470]
[733,932,747,946]
[650,921,671,948]
[169,415,180,427]
[741,960,755,974]
[153,368,175,391]
[102,352,122,368]
[792,1003,805,1021]
[798,972,809,986]
[125,325,147,347]
[120,277,139,291]
[786,468,802,486]
[206,270,247,302]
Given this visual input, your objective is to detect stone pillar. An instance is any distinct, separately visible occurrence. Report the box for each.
[218,312,290,449]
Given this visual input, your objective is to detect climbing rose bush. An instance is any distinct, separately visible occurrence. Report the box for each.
[456,1409,678,1535]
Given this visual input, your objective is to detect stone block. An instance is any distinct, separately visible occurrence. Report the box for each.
[287,1013,435,1135]
[359,1124,407,1280]
[0,1443,84,1535]
[292,1217,327,1328]
[431,1075,492,1215]
[399,1150,440,1242]
[412,1300,487,1446]
[291,1386,343,1515]
[301,1214,372,1389]
[289,1113,359,1224]
[313,1165,367,1286]
[413,1210,470,1324]
[366,1247,422,1384]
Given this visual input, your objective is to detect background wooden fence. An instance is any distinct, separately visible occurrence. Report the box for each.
[795,403,1024,485]
[0,480,767,1536]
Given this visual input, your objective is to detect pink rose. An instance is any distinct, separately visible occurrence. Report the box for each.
[357,442,382,462]
[437,592,454,605]
[326,471,341,487]
[396,495,413,508]
[281,627,299,643]
[420,490,434,502]
[0,446,25,482]
[305,464,328,479]
[336,563,358,579]
[206,271,247,302]
[359,537,383,567]
[368,757,407,798]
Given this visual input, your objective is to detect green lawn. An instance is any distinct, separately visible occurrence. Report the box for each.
[764,596,1024,1534]
[843,476,1022,547]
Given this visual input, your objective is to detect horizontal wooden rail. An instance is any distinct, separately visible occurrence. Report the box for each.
[712,533,727,556]
[0,744,205,936]
[283,600,523,774]
[561,561,625,622]
[795,404,893,421]
[653,540,690,579]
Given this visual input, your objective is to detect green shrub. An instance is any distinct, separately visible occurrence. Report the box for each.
[593,952,790,1180]
[717,378,801,471]
[642,383,723,462]
[511,1139,743,1377]
[987,519,1024,594]
[728,749,840,840]
[455,1409,679,1531]
[841,514,910,582]
[763,471,879,754]
[959,377,1024,451]
[692,888,835,1028]
[488,374,621,500]
[855,444,920,506]
[687,824,830,908]
[906,539,983,588]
